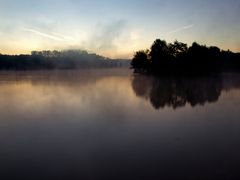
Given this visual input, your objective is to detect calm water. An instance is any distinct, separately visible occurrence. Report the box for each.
[1,69,240,180]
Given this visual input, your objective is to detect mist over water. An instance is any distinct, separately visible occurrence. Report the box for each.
[1,69,240,179]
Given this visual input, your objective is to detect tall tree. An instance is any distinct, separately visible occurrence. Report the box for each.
[149,39,170,69]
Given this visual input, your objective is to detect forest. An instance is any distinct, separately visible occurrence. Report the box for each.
[0,50,129,70]
[131,39,240,75]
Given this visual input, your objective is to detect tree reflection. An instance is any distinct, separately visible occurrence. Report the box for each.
[132,75,223,109]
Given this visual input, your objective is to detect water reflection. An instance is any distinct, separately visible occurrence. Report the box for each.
[132,74,240,109]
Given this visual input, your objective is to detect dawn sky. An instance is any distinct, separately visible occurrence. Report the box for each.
[0,0,240,58]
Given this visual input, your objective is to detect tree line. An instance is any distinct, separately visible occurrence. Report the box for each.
[131,39,240,75]
[0,50,129,70]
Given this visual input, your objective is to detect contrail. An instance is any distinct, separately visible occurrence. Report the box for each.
[22,28,64,41]
[52,32,75,41]
[167,24,194,35]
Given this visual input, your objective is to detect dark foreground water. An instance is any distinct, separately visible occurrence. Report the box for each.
[0,69,240,180]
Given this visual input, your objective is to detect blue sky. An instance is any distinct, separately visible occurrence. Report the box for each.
[0,0,240,58]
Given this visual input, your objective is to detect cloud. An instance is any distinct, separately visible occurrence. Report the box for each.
[167,24,194,35]
[52,32,76,41]
[22,28,65,41]
[87,20,127,51]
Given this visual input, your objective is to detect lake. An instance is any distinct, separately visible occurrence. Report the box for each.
[0,69,240,180]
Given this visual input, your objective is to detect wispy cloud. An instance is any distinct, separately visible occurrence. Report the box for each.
[22,28,64,41]
[52,32,76,41]
[167,24,194,35]
[86,20,127,51]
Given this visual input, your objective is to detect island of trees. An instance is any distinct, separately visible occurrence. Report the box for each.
[0,50,130,70]
[131,39,240,75]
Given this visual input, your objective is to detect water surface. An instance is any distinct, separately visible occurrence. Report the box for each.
[1,69,240,180]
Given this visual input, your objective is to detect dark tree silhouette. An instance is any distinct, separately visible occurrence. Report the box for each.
[131,39,240,75]
[149,39,171,70]
[131,50,150,73]
[0,50,130,70]
[168,40,188,58]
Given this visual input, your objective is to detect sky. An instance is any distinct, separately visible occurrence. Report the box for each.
[0,0,240,58]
